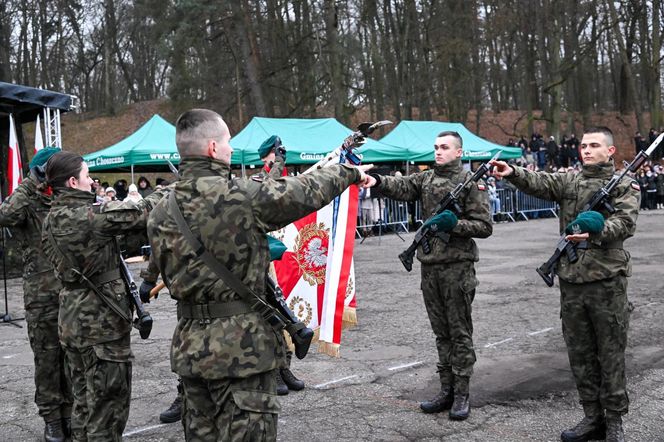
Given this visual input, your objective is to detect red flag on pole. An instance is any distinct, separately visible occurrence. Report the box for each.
[8,114,23,195]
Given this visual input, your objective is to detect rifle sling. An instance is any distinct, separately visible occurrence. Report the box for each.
[167,192,275,322]
[45,224,131,323]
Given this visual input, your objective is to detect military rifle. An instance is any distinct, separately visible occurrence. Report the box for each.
[304,120,392,172]
[536,132,664,287]
[398,152,500,272]
[118,256,153,339]
[265,275,314,359]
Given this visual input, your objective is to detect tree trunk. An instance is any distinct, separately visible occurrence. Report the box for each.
[231,0,267,116]
[606,0,644,133]
[324,0,345,122]
[651,0,662,128]
[103,0,116,115]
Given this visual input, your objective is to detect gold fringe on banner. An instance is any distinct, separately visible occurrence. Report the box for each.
[342,307,357,330]
[318,341,341,358]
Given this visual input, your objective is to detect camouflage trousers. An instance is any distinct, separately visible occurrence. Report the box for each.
[25,302,73,422]
[181,370,280,442]
[64,344,132,441]
[560,275,631,416]
[421,261,478,391]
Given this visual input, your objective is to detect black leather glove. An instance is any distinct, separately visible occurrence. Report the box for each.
[369,173,382,186]
[275,144,286,160]
[30,166,47,183]
[139,281,157,303]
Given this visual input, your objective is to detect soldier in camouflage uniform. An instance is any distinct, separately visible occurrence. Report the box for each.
[258,135,306,395]
[0,148,72,442]
[42,151,165,441]
[492,126,639,442]
[363,131,492,420]
[146,109,370,441]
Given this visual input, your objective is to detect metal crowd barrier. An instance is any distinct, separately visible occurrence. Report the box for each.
[356,188,558,238]
[356,198,409,238]
[513,189,558,219]
[494,188,516,222]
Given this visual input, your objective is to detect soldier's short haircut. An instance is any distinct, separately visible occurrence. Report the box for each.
[46,151,84,190]
[436,131,463,149]
[584,126,614,146]
[176,109,226,155]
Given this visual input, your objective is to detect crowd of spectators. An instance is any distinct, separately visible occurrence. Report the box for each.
[507,132,582,172]
[91,175,166,204]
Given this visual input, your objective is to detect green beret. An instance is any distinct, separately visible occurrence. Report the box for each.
[258,135,281,159]
[423,210,458,232]
[565,210,605,234]
[267,235,287,261]
[29,147,61,169]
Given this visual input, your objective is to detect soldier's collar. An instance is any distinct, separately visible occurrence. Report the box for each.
[581,160,614,178]
[52,187,96,205]
[433,158,463,177]
[178,156,231,178]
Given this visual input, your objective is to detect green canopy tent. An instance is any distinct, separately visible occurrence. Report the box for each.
[379,120,522,162]
[83,114,179,179]
[230,117,405,169]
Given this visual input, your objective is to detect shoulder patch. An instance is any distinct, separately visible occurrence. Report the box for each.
[630,181,641,191]
[251,175,264,183]
[477,183,486,191]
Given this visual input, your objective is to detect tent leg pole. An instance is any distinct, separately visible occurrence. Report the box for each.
[131,165,134,184]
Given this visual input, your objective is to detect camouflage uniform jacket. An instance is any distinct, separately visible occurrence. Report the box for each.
[0,175,62,308]
[377,159,493,264]
[42,187,164,352]
[147,156,361,380]
[506,161,640,283]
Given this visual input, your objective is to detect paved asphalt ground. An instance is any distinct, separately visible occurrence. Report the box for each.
[1,211,663,441]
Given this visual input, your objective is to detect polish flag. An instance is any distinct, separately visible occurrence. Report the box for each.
[7,114,23,195]
[272,185,360,357]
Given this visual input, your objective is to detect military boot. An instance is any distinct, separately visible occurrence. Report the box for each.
[449,376,470,420]
[420,385,454,414]
[44,419,65,442]
[605,414,625,442]
[159,395,183,423]
[281,368,305,391]
[276,370,289,395]
[560,415,606,442]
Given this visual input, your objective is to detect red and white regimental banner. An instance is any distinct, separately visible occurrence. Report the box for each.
[272,184,359,357]
[7,114,23,195]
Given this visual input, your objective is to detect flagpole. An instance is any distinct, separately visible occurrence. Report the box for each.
[1,114,25,328]
[1,227,23,328]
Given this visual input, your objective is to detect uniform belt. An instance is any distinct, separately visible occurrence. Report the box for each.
[177,301,253,320]
[62,268,122,289]
[576,240,623,250]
